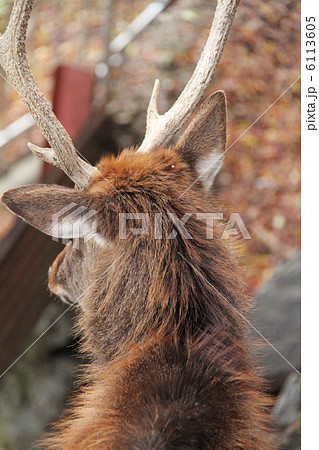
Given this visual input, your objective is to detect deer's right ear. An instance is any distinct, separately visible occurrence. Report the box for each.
[175,91,227,192]
[1,184,102,242]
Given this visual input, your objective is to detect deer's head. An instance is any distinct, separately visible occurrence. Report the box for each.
[1,92,227,306]
[0,0,238,308]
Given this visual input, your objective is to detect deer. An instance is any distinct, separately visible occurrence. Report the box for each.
[0,0,273,448]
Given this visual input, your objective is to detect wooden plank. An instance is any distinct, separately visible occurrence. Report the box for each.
[53,66,95,141]
[0,226,64,372]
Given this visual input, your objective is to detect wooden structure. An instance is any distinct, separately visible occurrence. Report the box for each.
[0,65,107,375]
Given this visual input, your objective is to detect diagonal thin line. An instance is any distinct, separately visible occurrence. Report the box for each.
[0,251,126,380]
[178,75,301,199]
[0,305,73,380]
[178,251,301,376]
[0,71,125,199]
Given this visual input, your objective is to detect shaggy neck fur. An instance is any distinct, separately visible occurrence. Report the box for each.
[78,150,248,362]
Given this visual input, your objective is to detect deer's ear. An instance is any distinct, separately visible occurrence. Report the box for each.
[175,91,227,192]
[1,184,101,242]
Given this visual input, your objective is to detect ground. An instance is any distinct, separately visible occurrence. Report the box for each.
[107,0,301,291]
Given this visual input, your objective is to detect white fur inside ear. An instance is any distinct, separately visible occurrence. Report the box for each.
[50,205,100,241]
[50,217,95,239]
[50,216,107,247]
[196,152,224,192]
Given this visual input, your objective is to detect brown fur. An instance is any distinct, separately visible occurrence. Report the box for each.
[43,146,272,448]
[1,93,273,448]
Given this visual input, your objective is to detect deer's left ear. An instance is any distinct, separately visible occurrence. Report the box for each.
[175,90,227,192]
[0,184,102,243]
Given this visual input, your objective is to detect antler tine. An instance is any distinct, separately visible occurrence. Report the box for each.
[0,0,97,188]
[137,0,240,154]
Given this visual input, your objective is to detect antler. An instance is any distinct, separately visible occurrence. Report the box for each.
[137,0,240,154]
[0,0,97,188]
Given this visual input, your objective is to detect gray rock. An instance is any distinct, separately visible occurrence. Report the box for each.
[249,252,301,390]
[272,373,301,449]
[272,373,301,428]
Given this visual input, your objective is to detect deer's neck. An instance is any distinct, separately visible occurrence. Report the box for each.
[77,224,249,363]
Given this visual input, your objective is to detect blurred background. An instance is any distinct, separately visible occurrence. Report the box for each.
[0,0,300,448]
